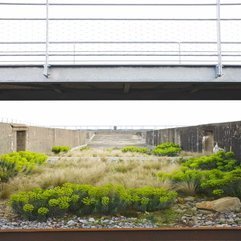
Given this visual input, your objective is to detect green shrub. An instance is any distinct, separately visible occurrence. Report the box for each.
[1,151,47,172]
[0,151,47,183]
[130,186,177,212]
[51,146,70,154]
[212,189,224,196]
[183,151,237,171]
[152,142,182,157]
[0,160,17,183]
[200,168,241,197]
[158,151,241,198]
[79,146,90,151]
[10,183,177,220]
[121,146,149,154]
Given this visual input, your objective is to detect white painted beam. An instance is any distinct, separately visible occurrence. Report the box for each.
[1,65,241,83]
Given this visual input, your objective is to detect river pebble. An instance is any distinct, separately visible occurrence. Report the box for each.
[1,198,241,229]
[0,216,156,229]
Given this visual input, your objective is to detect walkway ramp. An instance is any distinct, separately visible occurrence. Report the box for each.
[88,131,146,148]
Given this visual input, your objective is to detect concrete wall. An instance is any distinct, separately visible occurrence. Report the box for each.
[0,123,15,153]
[146,121,241,160]
[27,126,89,154]
[0,123,93,154]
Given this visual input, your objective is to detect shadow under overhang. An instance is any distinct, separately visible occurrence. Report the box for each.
[0,82,241,100]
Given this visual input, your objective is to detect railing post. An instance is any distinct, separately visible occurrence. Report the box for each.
[216,0,223,77]
[73,44,76,64]
[178,42,181,64]
[43,0,49,77]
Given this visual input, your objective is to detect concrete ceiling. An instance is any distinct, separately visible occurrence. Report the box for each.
[0,82,241,100]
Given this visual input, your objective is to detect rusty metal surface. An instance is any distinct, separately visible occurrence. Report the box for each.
[0,228,241,241]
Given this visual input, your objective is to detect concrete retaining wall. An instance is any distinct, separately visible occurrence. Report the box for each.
[146,121,241,160]
[0,123,92,154]
[0,123,15,153]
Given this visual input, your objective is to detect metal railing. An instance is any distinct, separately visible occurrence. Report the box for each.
[49,125,187,130]
[0,1,241,76]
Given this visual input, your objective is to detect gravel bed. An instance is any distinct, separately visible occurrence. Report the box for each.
[175,197,241,227]
[0,216,157,229]
[1,197,241,229]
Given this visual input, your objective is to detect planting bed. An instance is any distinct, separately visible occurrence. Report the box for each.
[0,146,240,229]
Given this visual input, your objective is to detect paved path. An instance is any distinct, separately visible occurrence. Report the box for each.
[88,132,146,148]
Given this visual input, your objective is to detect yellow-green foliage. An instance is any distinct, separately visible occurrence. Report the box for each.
[10,184,177,220]
[158,151,241,197]
[153,143,182,157]
[0,161,17,183]
[1,151,47,172]
[121,146,149,154]
[52,146,70,154]
[1,148,179,199]
[183,151,237,171]
[0,151,47,183]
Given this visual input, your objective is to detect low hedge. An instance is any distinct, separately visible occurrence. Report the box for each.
[51,146,70,154]
[121,146,149,154]
[0,151,47,183]
[10,184,177,220]
[152,142,182,157]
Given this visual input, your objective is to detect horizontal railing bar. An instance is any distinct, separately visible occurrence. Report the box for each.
[0,42,46,44]
[2,50,241,53]
[1,60,241,63]
[1,18,241,21]
[1,41,241,44]
[0,51,215,53]
[0,2,241,6]
[2,54,241,57]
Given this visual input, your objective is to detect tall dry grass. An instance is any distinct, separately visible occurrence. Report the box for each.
[0,148,180,199]
[174,181,199,196]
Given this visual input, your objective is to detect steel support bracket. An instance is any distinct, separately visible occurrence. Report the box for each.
[216,64,223,78]
[43,64,50,77]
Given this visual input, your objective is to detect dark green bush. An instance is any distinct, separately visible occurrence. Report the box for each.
[51,146,70,154]
[10,183,177,220]
[0,151,47,183]
[158,151,241,198]
[152,142,182,156]
[121,146,149,154]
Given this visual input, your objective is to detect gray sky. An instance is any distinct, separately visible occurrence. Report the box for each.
[0,101,240,128]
